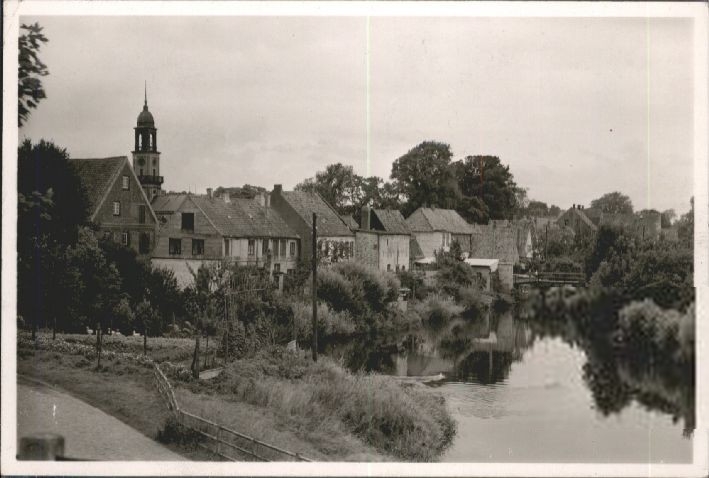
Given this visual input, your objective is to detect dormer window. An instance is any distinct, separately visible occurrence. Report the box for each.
[122,175,130,190]
[181,212,194,232]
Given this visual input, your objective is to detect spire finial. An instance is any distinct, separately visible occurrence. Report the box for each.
[144,81,147,107]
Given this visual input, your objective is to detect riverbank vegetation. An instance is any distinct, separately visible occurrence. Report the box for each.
[526,217,695,435]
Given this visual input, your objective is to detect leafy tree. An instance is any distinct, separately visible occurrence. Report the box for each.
[17,140,90,335]
[391,141,458,217]
[676,198,694,248]
[18,23,49,127]
[295,163,358,213]
[18,139,90,245]
[590,192,634,214]
[65,228,122,333]
[112,297,135,334]
[451,155,519,221]
[526,200,549,218]
[661,209,676,228]
[548,205,562,217]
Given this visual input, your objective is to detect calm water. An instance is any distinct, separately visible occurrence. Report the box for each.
[325,307,693,463]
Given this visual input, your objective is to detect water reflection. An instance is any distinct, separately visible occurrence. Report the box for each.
[325,299,694,441]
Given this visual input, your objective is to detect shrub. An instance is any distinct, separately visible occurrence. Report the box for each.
[456,286,486,319]
[209,349,455,461]
[156,416,202,448]
[412,296,463,329]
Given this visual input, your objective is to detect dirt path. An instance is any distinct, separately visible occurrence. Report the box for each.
[17,377,186,461]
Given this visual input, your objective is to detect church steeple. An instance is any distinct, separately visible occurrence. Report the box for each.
[132,85,162,201]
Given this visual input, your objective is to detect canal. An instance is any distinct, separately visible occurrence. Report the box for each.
[325,305,693,463]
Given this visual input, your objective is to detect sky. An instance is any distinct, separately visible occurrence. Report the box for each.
[20,15,695,215]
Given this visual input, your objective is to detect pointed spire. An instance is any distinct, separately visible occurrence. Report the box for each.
[144,80,148,108]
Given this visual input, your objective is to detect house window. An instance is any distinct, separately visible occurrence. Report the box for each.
[113,201,121,216]
[287,268,294,275]
[387,264,392,271]
[280,239,286,257]
[401,265,405,271]
[273,263,281,274]
[139,233,150,254]
[140,168,144,176]
[122,175,130,190]
[169,238,181,255]
[153,168,156,176]
[262,239,269,256]
[122,232,130,246]
[224,239,230,256]
[290,241,296,257]
[248,239,255,256]
[139,205,146,224]
[181,212,194,232]
[192,239,204,256]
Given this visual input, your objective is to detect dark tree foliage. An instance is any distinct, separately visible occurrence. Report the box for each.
[451,155,519,222]
[590,192,634,214]
[18,23,49,127]
[18,139,90,245]
[17,140,90,333]
[391,141,458,217]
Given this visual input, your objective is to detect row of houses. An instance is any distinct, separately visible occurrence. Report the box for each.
[72,96,672,294]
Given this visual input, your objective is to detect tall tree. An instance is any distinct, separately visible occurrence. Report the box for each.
[18,23,49,127]
[661,209,676,228]
[590,192,634,214]
[451,155,519,222]
[17,140,90,335]
[526,200,550,218]
[391,141,458,217]
[295,163,357,213]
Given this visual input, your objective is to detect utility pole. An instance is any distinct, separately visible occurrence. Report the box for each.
[312,213,318,362]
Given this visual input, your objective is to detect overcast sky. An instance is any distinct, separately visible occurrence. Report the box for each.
[20,15,694,215]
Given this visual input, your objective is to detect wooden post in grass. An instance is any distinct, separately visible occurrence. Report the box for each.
[96,321,102,368]
[312,213,318,362]
[191,335,201,378]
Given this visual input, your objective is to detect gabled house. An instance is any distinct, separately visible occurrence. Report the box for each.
[356,207,411,272]
[556,205,598,238]
[468,223,519,291]
[70,156,158,255]
[270,185,355,263]
[151,191,300,287]
[405,207,473,259]
[196,192,300,275]
[151,193,225,286]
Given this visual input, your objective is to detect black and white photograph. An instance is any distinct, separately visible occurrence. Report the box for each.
[2,2,707,476]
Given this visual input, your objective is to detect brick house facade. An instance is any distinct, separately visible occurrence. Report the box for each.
[70,156,158,255]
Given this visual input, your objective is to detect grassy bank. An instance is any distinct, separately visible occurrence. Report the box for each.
[185,347,456,461]
[18,333,455,461]
[16,344,212,460]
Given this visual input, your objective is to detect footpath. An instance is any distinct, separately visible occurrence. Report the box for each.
[17,376,186,461]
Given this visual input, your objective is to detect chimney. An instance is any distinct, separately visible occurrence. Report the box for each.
[273,184,282,195]
[207,188,213,199]
[256,192,270,207]
[361,206,371,230]
[223,193,231,204]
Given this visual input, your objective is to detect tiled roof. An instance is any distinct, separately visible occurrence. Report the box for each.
[410,237,425,260]
[405,208,473,234]
[192,196,299,238]
[152,194,188,213]
[341,215,360,231]
[372,209,411,235]
[69,156,126,215]
[469,224,519,263]
[279,191,353,237]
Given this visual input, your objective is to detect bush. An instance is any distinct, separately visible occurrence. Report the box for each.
[209,348,456,461]
[456,286,486,319]
[412,296,463,329]
[292,301,356,342]
[156,416,202,448]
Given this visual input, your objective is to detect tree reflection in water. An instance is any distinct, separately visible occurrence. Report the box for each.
[324,296,694,437]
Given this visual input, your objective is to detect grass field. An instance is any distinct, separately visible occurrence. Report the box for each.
[17,332,456,462]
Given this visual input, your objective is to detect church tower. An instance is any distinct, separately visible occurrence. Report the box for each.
[132,85,163,201]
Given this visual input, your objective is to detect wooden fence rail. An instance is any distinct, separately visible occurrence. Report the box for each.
[152,364,311,462]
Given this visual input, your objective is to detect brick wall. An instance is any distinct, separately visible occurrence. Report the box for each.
[355,231,379,268]
[153,197,223,260]
[93,162,157,255]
